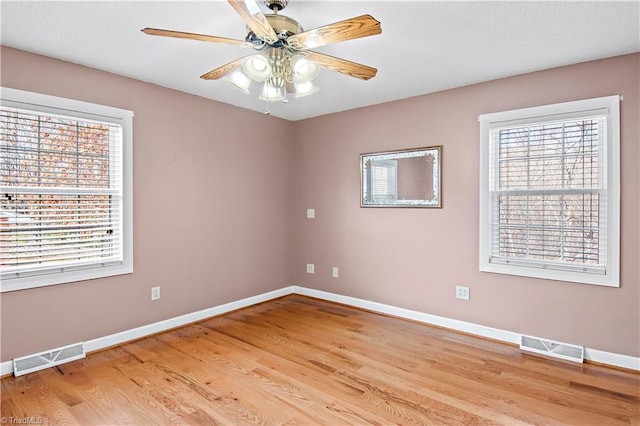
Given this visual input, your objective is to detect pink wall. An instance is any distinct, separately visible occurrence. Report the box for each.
[0,47,295,360]
[292,53,640,357]
[397,156,432,200]
[1,47,638,362]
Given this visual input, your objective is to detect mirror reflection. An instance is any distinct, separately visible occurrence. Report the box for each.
[361,146,442,208]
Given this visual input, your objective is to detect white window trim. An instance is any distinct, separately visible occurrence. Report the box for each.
[478,95,620,287]
[0,87,133,292]
[371,159,398,201]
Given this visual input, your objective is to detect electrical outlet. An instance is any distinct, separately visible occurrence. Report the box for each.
[332,267,339,278]
[306,263,315,274]
[306,209,315,219]
[151,286,161,301]
[456,285,470,301]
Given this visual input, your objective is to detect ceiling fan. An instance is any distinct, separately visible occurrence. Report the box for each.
[142,0,381,109]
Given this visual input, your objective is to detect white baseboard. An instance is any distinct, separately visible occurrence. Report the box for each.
[291,286,640,371]
[1,286,295,376]
[292,286,521,344]
[83,286,295,354]
[1,361,11,376]
[584,347,640,370]
[2,285,638,376]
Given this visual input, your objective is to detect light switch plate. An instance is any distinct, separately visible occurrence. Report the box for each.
[151,286,161,301]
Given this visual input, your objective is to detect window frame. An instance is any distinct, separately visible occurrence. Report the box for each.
[478,96,620,287]
[0,87,133,292]
[370,159,398,202]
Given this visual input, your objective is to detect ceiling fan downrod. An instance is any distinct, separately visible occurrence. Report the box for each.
[265,0,287,12]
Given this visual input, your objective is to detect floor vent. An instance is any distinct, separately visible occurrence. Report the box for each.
[13,342,86,376]
[520,335,584,363]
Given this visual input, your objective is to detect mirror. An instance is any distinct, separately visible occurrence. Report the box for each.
[361,146,442,208]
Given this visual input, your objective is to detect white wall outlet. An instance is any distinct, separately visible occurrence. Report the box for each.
[306,208,315,219]
[151,286,161,301]
[306,263,315,274]
[456,285,470,301]
[332,267,339,278]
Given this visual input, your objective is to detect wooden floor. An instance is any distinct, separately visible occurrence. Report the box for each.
[2,295,639,425]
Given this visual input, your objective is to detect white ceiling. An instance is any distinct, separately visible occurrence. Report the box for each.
[1,1,639,121]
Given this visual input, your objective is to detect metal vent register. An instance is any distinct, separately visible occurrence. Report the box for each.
[520,335,584,363]
[13,342,86,376]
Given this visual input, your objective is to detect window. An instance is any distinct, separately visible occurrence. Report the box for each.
[362,160,398,202]
[1,88,133,292]
[479,96,620,287]
[370,160,398,201]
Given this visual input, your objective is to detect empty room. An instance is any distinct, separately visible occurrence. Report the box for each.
[1,1,639,424]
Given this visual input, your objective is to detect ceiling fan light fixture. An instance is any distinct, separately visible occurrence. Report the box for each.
[243,54,272,81]
[224,69,252,94]
[294,81,319,98]
[143,1,382,112]
[259,81,285,101]
[291,54,319,83]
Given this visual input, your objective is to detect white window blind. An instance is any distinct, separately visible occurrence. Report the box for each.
[479,96,620,287]
[491,116,605,273]
[0,88,133,292]
[371,160,397,201]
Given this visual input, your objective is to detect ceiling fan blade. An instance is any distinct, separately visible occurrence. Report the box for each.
[200,57,247,80]
[305,51,377,80]
[142,28,252,47]
[227,0,279,44]
[287,14,381,50]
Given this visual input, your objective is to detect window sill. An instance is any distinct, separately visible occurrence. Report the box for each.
[479,261,619,287]
[0,262,133,293]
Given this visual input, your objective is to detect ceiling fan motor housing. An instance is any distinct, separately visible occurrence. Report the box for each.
[246,14,303,46]
[267,14,303,36]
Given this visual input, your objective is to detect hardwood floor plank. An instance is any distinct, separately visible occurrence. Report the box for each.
[253,358,394,424]
[2,295,638,425]
[330,346,557,425]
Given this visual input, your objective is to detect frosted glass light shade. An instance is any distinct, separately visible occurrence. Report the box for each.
[294,81,319,98]
[224,70,252,94]
[243,55,272,82]
[259,82,284,101]
[291,54,319,83]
